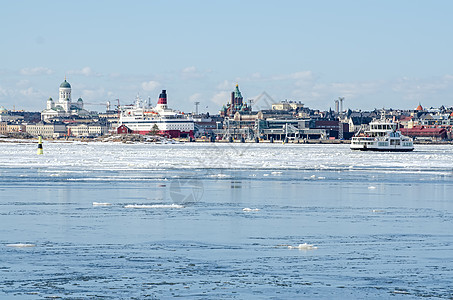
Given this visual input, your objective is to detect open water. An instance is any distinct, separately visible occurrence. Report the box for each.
[0,141,452,299]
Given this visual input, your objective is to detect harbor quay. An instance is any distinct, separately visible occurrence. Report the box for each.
[1,79,453,143]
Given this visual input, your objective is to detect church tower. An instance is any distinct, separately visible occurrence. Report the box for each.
[46,97,54,110]
[59,79,72,112]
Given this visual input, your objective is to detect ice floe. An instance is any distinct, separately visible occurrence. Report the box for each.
[124,204,184,209]
[209,174,231,178]
[243,208,260,212]
[287,243,318,250]
[6,243,36,248]
[92,202,112,206]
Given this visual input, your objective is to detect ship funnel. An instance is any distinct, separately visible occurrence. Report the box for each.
[158,90,167,105]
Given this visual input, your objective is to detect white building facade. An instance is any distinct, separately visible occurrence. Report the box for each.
[67,123,108,137]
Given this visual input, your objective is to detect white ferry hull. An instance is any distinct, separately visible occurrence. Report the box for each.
[119,119,194,138]
[350,144,414,152]
[350,138,414,152]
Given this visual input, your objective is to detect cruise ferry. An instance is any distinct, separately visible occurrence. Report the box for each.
[350,119,414,151]
[118,90,194,138]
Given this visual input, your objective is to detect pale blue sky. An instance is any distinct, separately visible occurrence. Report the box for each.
[1,0,452,113]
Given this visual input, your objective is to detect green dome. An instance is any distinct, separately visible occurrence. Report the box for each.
[77,98,83,102]
[60,80,71,88]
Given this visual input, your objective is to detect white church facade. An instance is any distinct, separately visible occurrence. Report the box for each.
[41,79,90,121]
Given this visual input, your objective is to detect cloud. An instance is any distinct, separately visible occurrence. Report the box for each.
[251,72,262,79]
[322,82,380,99]
[67,67,99,77]
[81,88,106,100]
[20,67,53,76]
[181,66,204,79]
[211,91,230,105]
[16,80,30,87]
[443,74,453,81]
[182,66,196,73]
[217,80,235,90]
[250,91,275,111]
[391,76,453,103]
[141,80,160,91]
[0,86,9,97]
[19,87,38,97]
[189,93,202,102]
[272,71,315,81]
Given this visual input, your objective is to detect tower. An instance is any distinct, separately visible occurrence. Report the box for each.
[339,97,344,113]
[231,84,243,109]
[46,97,55,110]
[59,79,72,112]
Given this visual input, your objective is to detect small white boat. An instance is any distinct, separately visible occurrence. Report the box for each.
[350,119,414,152]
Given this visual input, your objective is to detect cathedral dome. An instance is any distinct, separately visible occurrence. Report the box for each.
[60,80,71,88]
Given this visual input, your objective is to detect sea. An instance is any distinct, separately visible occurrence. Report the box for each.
[0,141,452,299]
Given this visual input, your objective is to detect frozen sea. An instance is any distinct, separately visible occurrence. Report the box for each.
[0,141,452,299]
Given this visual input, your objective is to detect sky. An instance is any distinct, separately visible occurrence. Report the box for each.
[1,0,453,114]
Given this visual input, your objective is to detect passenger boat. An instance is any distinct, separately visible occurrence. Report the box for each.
[118,90,194,138]
[350,119,414,151]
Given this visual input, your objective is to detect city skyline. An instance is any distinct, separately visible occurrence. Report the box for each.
[1,0,453,113]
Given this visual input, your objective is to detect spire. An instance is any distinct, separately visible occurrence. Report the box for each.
[234,84,242,99]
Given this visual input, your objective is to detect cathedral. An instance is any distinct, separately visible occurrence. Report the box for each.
[41,79,90,121]
[220,84,251,117]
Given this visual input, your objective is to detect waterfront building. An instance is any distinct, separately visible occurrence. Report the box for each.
[0,121,7,134]
[7,123,26,133]
[193,113,217,137]
[117,124,132,134]
[41,79,90,121]
[26,121,66,138]
[98,110,119,133]
[67,122,108,137]
[400,127,448,141]
[398,115,413,128]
